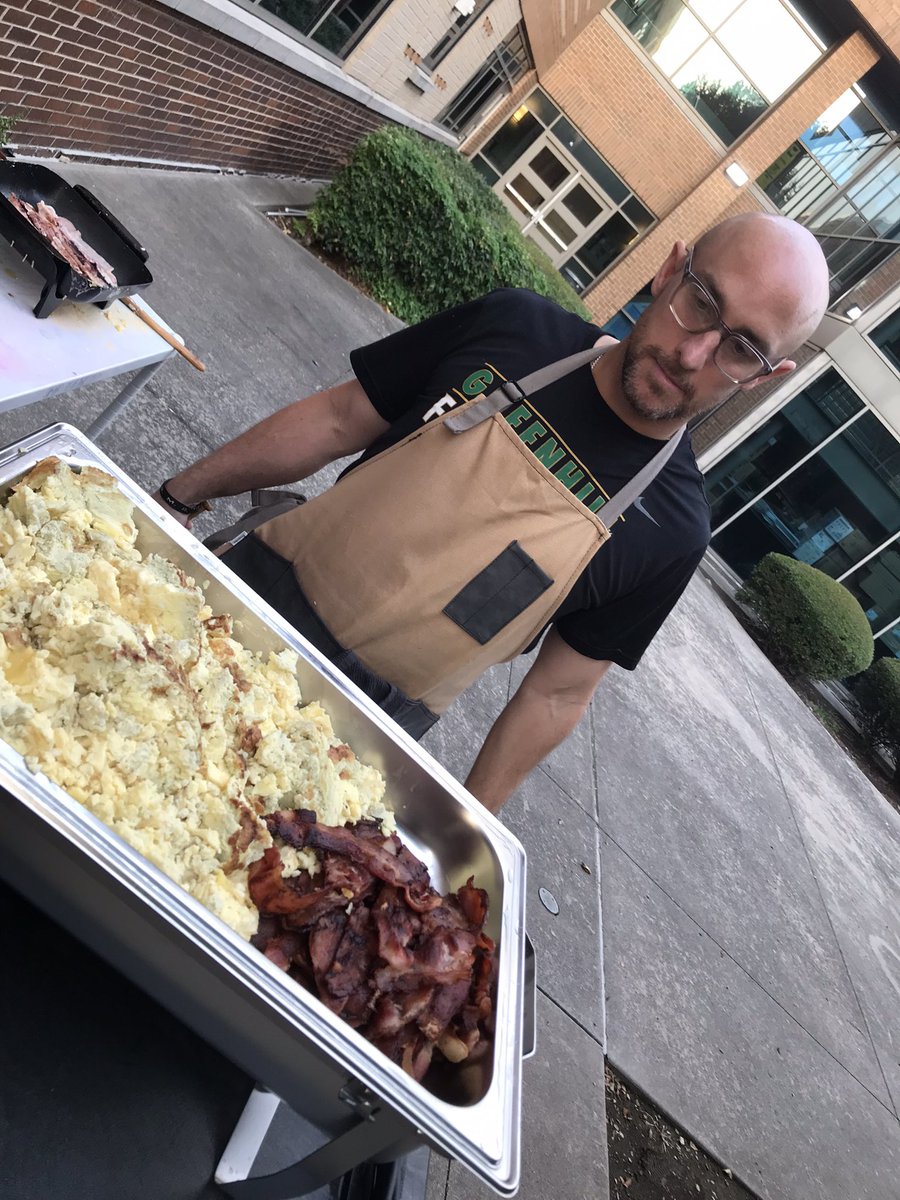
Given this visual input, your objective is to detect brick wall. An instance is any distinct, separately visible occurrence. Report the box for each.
[345,0,521,123]
[582,31,880,322]
[540,13,721,216]
[520,0,608,74]
[841,249,900,317]
[0,0,397,174]
[849,0,900,57]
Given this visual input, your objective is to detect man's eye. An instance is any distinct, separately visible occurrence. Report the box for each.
[689,284,716,320]
[728,338,759,364]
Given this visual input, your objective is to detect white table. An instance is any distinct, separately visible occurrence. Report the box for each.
[0,235,178,438]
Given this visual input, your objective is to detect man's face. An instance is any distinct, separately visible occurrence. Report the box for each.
[619,244,791,425]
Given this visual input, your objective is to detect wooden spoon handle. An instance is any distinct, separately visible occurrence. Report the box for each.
[122,297,206,372]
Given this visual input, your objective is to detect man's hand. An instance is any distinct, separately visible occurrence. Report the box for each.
[464,629,610,813]
[150,489,194,529]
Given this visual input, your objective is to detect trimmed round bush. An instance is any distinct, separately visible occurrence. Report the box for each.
[853,657,900,774]
[736,552,874,680]
[305,125,590,323]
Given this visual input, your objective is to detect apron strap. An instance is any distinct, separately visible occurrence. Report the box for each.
[599,426,685,524]
[444,343,684,521]
[445,347,600,432]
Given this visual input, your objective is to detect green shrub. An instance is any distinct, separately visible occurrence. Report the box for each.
[0,110,19,147]
[305,125,591,323]
[853,657,900,775]
[736,552,874,680]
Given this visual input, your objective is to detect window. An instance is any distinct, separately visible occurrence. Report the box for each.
[425,0,493,69]
[758,80,900,303]
[470,90,654,292]
[252,0,393,58]
[437,24,531,137]
[603,283,654,340]
[871,308,900,375]
[611,0,823,145]
[707,368,900,647]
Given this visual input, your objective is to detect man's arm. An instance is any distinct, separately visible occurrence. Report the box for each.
[155,378,389,522]
[464,628,610,813]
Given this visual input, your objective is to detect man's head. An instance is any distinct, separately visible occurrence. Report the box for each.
[618,213,830,428]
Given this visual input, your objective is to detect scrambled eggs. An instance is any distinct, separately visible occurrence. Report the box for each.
[0,458,393,939]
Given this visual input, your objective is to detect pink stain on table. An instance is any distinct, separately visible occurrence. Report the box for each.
[0,338,24,374]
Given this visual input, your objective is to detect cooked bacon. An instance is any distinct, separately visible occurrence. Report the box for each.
[417,978,471,1043]
[252,812,496,1083]
[266,809,443,913]
[372,885,419,970]
[327,743,353,762]
[458,877,489,927]
[324,905,377,1001]
[261,930,306,973]
[309,909,348,986]
[9,195,118,287]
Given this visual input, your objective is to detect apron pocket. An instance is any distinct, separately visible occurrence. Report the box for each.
[443,541,553,645]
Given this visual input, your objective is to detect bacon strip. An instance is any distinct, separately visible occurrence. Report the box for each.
[251,813,496,1082]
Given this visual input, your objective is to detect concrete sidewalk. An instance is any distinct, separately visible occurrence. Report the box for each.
[596,573,900,1200]
[1,161,898,1200]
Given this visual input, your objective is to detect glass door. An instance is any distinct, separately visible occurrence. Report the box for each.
[498,133,613,267]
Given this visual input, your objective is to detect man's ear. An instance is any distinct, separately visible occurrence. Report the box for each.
[740,359,796,391]
[651,239,687,298]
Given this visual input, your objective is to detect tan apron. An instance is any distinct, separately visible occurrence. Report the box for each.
[257,347,683,714]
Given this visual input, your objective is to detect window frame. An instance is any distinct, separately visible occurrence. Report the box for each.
[437,23,532,138]
[470,88,656,293]
[238,0,395,61]
[609,0,825,147]
[424,0,494,70]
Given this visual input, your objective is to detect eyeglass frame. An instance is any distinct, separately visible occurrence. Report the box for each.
[668,246,780,384]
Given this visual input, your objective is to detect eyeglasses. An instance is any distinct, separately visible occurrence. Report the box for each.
[668,247,778,384]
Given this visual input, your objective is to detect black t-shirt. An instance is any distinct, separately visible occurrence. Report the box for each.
[349,288,710,670]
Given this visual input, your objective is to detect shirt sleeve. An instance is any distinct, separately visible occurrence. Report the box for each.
[350,294,488,422]
[553,550,705,669]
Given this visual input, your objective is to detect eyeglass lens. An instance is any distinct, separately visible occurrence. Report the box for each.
[672,280,765,382]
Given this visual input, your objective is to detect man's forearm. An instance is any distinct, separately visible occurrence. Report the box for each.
[163,379,382,505]
[464,684,589,814]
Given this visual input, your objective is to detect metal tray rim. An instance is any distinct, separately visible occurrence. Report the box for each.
[0,423,527,1193]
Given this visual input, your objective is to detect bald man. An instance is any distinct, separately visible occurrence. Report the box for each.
[155,214,829,812]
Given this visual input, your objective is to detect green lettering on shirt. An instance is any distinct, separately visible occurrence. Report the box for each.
[574,481,596,504]
[519,420,547,446]
[534,439,566,469]
[505,404,532,429]
[555,462,585,491]
[463,368,494,396]
[589,494,608,513]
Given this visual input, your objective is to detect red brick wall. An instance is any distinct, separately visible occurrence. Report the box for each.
[0,0,396,174]
[583,31,879,321]
[540,14,721,216]
[850,0,900,57]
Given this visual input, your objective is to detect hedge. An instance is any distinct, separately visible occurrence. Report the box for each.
[305,125,591,324]
[737,553,874,680]
[853,657,900,775]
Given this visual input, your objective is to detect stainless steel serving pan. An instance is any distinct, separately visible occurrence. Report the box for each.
[0,423,527,1196]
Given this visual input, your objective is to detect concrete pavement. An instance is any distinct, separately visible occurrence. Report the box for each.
[1,160,899,1200]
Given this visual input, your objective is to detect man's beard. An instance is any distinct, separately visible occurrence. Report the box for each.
[621,339,697,423]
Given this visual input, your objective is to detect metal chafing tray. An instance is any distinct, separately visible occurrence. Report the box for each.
[0,424,527,1197]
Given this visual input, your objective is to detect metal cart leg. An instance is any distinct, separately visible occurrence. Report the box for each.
[85,359,167,439]
[216,1086,413,1200]
[337,1158,407,1200]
